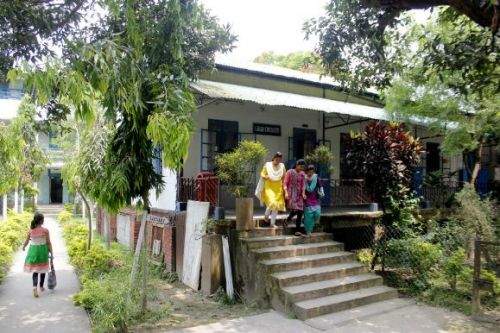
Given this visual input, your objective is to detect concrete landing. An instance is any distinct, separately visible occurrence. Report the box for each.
[169,304,499,333]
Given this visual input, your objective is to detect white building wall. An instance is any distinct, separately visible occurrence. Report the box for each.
[185,100,324,177]
[149,168,177,211]
[184,100,463,180]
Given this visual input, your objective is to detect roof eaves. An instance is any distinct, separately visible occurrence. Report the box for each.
[215,63,381,102]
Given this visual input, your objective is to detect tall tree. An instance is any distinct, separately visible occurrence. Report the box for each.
[0,122,23,220]
[60,115,112,251]
[11,0,235,311]
[10,97,49,212]
[0,0,94,78]
[304,1,499,92]
[383,14,500,185]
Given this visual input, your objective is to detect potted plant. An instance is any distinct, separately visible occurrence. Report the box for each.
[215,141,267,230]
[305,145,334,206]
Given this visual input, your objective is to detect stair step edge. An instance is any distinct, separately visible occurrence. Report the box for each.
[271,262,367,280]
[253,241,342,253]
[282,274,382,294]
[294,286,397,310]
[260,252,354,265]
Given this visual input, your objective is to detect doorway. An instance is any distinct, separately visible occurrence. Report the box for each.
[426,142,441,174]
[50,172,63,204]
[290,128,317,160]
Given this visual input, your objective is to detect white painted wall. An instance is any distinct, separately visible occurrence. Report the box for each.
[149,168,177,211]
[116,213,131,247]
[183,100,464,179]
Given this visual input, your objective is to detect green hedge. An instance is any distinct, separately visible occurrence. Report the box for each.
[0,212,32,283]
[60,218,144,333]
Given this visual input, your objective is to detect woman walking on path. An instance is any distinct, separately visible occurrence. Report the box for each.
[22,212,53,298]
[284,159,306,231]
[259,152,286,228]
[304,165,323,236]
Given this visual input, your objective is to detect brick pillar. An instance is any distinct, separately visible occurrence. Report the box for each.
[163,225,176,272]
[146,219,154,251]
[130,215,141,249]
[110,214,117,241]
[96,207,103,236]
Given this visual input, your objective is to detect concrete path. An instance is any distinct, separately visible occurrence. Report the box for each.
[169,300,498,333]
[0,215,91,333]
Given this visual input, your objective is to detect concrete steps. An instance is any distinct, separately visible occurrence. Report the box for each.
[260,251,355,273]
[37,205,64,216]
[241,230,398,320]
[272,262,369,288]
[304,298,413,330]
[282,273,383,303]
[293,286,398,320]
[253,241,344,260]
[242,232,331,249]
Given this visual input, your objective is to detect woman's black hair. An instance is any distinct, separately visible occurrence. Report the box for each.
[31,212,44,229]
[296,159,306,167]
[307,164,315,172]
[273,152,283,159]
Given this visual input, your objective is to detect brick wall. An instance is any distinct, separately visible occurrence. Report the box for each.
[97,206,184,274]
[95,207,118,241]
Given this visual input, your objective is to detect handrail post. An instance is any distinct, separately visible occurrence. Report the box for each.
[472,239,481,318]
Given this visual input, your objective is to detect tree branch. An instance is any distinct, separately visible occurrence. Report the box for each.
[362,0,496,31]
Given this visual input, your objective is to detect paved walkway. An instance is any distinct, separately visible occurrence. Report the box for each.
[169,301,498,333]
[0,215,91,333]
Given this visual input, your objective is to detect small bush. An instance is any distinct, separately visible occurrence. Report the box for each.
[64,203,74,212]
[0,212,31,284]
[62,218,157,332]
[356,249,373,265]
[385,238,442,290]
[57,210,73,224]
[442,248,467,290]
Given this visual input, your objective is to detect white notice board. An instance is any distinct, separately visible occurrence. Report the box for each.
[182,200,209,290]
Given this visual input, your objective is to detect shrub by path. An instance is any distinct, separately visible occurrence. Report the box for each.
[0,215,91,333]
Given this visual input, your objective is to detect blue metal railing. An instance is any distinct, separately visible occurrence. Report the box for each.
[0,86,24,99]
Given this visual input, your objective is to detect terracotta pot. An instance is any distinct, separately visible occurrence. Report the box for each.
[235,197,254,231]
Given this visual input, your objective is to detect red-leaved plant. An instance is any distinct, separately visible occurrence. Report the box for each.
[344,120,424,211]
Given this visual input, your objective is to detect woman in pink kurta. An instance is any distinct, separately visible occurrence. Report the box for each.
[284,159,306,229]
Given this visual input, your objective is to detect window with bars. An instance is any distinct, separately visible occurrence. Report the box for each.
[152,145,163,176]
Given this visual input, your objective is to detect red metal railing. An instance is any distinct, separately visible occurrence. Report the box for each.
[177,176,220,209]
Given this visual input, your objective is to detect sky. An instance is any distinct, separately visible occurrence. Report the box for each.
[199,0,431,64]
[200,0,328,63]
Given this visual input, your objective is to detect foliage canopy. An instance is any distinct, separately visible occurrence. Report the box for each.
[10,0,236,213]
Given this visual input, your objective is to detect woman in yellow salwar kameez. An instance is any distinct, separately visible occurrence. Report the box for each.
[256,152,286,228]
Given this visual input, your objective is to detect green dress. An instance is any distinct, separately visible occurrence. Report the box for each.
[24,227,50,273]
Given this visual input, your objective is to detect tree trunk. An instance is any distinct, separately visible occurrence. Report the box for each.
[20,189,24,212]
[141,210,148,313]
[82,196,86,220]
[14,188,19,214]
[470,142,484,186]
[104,212,111,250]
[2,194,7,221]
[33,182,38,208]
[78,190,92,251]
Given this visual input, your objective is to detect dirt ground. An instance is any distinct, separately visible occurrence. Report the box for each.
[132,278,265,332]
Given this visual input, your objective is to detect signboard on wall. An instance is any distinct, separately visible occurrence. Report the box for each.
[147,214,170,227]
[253,123,281,136]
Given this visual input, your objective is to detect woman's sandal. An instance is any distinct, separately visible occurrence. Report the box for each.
[39,287,45,293]
[33,288,39,298]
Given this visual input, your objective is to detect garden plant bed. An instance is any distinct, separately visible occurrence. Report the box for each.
[132,280,263,332]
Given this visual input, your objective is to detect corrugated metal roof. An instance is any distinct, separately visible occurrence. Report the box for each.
[191,79,389,121]
[215,60,379,96]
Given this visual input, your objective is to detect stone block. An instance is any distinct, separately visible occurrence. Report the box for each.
[201,234,224,295]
